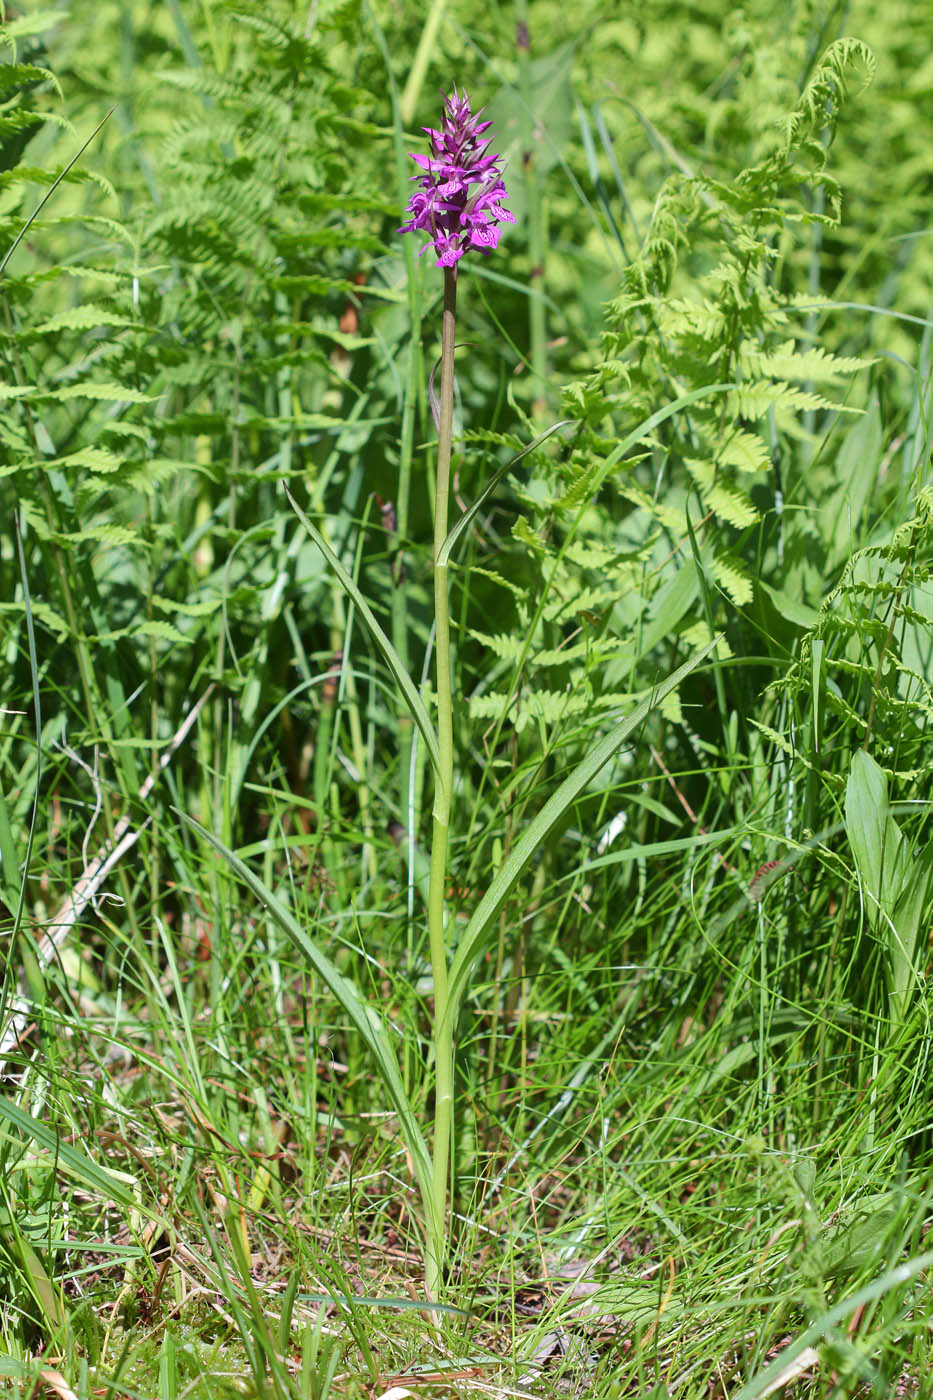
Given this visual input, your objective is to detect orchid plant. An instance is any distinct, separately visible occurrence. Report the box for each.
[397,87,514,1305]
[190,87,715,1313]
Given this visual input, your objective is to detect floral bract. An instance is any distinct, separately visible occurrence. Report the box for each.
[398,86,514,268]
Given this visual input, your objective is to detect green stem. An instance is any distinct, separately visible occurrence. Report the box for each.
[517,3,548,421]
[400,0,448,128]
[426,264,458,1302]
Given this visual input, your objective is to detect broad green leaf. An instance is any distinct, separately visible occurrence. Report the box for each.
[760,580,820,629]
[845,750,902,932]
[637,560,698,659]
[486,40,579,228]
[822,1200,898,1282]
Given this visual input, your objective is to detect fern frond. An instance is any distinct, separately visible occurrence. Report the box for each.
[468,630,525,663]
[35,305,131,333]
[741,340,875,383]
[780,38,875,153]
[729,382,851,421]
[707,480,760,530]
[716,429,771,474]
[711,553,753,607]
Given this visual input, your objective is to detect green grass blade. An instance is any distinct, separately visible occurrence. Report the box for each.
[445,638,719,1021]
[175,810,437,1242]
[284,485,441,778]
[729,1248,933,1400]
[10,510,41,946]
[0,108,113,277]
[437,419,573,568]
[0,1099,138,1212]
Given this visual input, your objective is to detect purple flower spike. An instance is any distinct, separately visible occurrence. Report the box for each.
[398,86,514,269]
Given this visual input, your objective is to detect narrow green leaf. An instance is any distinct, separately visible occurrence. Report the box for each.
[889,836,933,1023]
[0,1099,138,1211]
[175,810,437,1243]
[729,1249,933,1400]
[284,485,441,777]
[445,639,719,1022]
[811,638,823,753]
[438,420,573,567]
[295,1294,468,1314]
[9,1228,69,1337]
[0,1358,36,1379]
[0,782,19,913]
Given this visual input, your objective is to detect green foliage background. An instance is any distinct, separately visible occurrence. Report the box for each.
[1,0,933,1394]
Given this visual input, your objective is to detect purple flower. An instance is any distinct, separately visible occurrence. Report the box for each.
[398,86,514,269]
